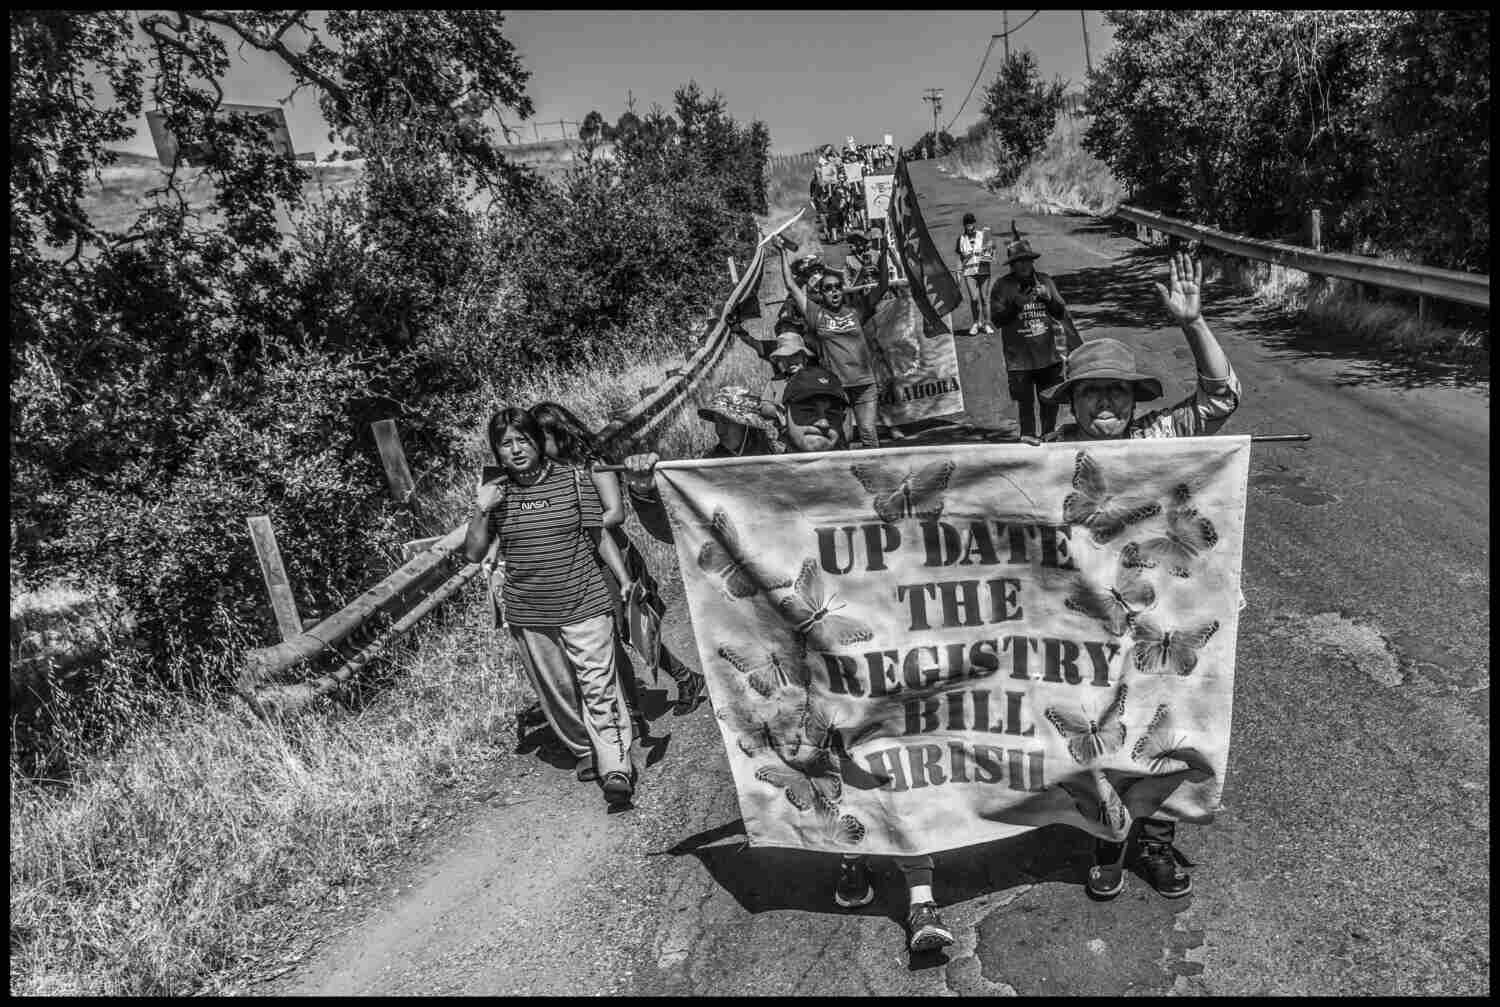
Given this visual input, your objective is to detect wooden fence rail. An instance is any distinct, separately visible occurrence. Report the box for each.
[237,218,783,716]
[1116,204,1489,310]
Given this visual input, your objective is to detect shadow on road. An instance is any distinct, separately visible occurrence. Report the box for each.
[660,818,1095,918]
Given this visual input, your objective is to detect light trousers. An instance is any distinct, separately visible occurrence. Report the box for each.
[510,613,633,777]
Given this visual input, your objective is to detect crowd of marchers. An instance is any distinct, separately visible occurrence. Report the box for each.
[471,232,1241,954]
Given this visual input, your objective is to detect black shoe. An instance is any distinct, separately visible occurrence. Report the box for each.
[1135,840,1193,899]
[575,753,599,782]
[906,903,955,953]
[670,667,705,716]
[1087,838,1127,900]
[834,856,874,909]
[601,771,634,807]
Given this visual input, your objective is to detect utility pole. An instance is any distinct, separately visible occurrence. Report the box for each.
[1080,11,1093,75]
[1002,10,1010,62]
[922,87,943,149]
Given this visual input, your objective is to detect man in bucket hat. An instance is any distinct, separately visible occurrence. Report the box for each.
[989,228,1083,437]
[1039,250,1240,902]
[695,385,779,459]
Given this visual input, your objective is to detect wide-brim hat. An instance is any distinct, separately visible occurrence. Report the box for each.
[697,386,775,429]
[1040,338,1164,404]
[769,331,812,358]
[1004,238,1041,265]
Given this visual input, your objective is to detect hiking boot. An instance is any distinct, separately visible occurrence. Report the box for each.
[575,753,599,782]
[906,903,955,953]
[1087,838,1127,900]
[601,771,634,808]
[834,856,874,909]
[1136,840,1193,899]
[670,666,705,716]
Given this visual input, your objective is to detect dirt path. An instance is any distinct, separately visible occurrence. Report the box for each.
[275,161,1489,996]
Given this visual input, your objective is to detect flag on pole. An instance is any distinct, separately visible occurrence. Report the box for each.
[887,152,963,335]
[725,241,767,324]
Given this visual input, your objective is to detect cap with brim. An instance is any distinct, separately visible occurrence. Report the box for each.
[1004,238,1041,265]
[1040,338,1164,404]
[697,386,775,429]
[769,331,812,358]
[782,366,848,406]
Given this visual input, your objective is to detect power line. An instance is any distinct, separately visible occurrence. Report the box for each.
[943,9,1040,133]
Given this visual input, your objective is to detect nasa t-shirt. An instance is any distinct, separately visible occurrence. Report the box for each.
[487,463,612,627]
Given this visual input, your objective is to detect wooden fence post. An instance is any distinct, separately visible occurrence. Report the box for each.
[1308,208,1322,252]
[246,515,304,642]
[727,257,739,283]
[371,419,416,505]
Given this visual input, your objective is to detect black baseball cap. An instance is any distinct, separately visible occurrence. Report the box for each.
[782,367,848,406]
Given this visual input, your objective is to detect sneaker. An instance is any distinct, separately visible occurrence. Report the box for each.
[601,771,634,807]
[671,667,705,716]
[906,903,955,953]
[1136,840,1193,899]
[968,322,981,335]
[983,323,996,334]
[834,856,875,909]
[575,753,599,782]
[1087,838,1127,900]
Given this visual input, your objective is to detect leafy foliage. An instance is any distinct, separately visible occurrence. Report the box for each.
[10,12,769,757]
[978,51,1068,185]
[1083,10,1489,271]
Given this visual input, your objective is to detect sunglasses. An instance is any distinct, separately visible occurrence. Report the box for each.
[788,400,847,425]
[819,282,844,292]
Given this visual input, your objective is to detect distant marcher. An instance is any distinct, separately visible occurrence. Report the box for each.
[779,241,891,449]
[990,229,1082,437]
[955,212,995,335]
[465,407,636,807]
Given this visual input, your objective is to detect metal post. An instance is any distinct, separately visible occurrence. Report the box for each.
[371,419,416,505]
[1002,11,1010,61]
[1309,209,1322,252]
[246,515,304,642]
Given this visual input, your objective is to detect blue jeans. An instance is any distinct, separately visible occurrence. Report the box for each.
[845,381,881,450]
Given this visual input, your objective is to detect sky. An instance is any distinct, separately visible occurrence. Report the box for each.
[111,11,1115,159]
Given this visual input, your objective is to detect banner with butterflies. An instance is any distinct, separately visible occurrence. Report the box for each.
[869,290,965,426]
[652,436,1251,857]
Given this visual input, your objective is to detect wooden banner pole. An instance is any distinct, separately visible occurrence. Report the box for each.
[371,419,416,505]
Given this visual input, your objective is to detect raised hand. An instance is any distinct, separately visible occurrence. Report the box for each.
[1153,251,1202,325]
[622,452,660,495]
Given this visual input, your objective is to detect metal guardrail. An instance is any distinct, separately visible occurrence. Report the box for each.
[237,227,777,716]
[1116,205,1489,310]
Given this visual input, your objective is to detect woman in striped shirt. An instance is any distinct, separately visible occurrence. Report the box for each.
[464,407,638,807]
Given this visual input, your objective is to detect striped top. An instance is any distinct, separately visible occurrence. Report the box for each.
[487,463,612,628]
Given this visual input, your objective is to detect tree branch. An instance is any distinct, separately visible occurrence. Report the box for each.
[186,9,351,117]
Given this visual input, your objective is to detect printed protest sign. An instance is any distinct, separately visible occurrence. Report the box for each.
[842,161,865,185]
[654,437,1250,856]
[864,173,894,222]
[868,292,964,425]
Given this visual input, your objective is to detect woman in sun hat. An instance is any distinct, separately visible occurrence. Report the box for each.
[989,224,1083,437]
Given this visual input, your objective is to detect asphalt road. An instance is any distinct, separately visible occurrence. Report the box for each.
[277,160,1489,996]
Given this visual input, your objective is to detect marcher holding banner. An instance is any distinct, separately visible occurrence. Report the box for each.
[621,368,957,954]
[779,243,891,450]
[1038,250,1241,898]
[465,408,637,808]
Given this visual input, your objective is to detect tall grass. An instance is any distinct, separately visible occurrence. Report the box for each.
[938,114,1123,217]
[9,252,783,996]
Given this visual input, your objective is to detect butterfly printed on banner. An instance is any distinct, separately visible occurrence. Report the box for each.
[1129,704,1211,776]
[1120,482,1220,578]
[849,459,956,523]
[1062,450,1162,545]
[1045,683,1130,765]
[1055,770,1131,834]
[1127,614,1220,678]
[815,805,868,847]
[718,643,811,700]
[778,558,875,655]
[696,506,792,600]
[1064,564,1157,637]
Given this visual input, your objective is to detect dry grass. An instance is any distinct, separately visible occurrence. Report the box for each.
[8,251,783,996]
[938,116,1123,218]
